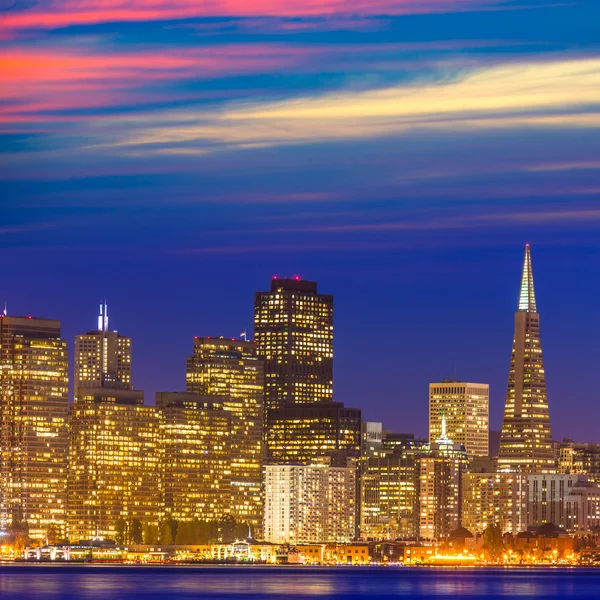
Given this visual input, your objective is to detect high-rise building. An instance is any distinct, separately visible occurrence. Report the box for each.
[0,316,69,538]
[418,421,468,541]
[429,380,489,458]
[186,337,264,531]
[156,392,231,523]
[558,440,600,483]
[254,277,333,413]
[461,471,527,535]
[360,438,427,540]
[266,401,361,466]
[263,460,356,544]
[498,245,554,473]
[74,302,132,389]
[67,388,160,542]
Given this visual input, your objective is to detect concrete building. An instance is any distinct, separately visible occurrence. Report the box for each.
[499,245,554,473]
[0,315,68,538]
[263,461,356,544]
[67,387,160,542]
[558,440,600,483]
[156,392,231,523]
[429,380,489,458]
[461,471,527,535]
[418,421,468,541]
[186,337,264,532]
[74,302,131,389]
[254,277,333,413]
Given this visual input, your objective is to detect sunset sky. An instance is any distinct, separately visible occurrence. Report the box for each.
[2,0,599,440]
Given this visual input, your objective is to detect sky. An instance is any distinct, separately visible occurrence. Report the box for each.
[1,0,599,442]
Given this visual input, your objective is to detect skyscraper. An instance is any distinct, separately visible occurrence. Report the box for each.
[254,277,333,413]
[429,380,489,458]
[0,316,69,538]
[156,392,231,523]
[74,302,132,390]
[498,245,554,473]
[186,337,264,531]
[67,388,160,542]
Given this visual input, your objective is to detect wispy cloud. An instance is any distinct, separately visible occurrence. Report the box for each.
[101,57,600,154]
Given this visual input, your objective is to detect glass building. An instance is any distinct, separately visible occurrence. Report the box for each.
[254,277,333,414]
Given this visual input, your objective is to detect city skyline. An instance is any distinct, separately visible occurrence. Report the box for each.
[1,244,596,444]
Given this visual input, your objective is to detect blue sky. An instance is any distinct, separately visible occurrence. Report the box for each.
[1,0,599,440]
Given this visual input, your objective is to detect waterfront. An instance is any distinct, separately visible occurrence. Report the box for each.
[1,566,600,599]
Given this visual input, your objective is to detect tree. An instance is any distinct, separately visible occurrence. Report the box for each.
[218,515,236,543]
[483,524,504,562]
[114,518,128,545]
[130,519,143,544]
[45,524,60,545]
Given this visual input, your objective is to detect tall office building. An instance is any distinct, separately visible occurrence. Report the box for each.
[429,380,489,458]
[156,392,231,523]
[558,441,600,483]
[266,401,361,466]
[68,388,160,542]
[0,316,69,538]
[263,460,356,544]
[186,337,264,531]
[418,421,468,541]
[74,302,132,389]
[498,245,554,473]
[254,277,333,413]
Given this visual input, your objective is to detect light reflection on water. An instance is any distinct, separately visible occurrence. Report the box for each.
[1,566,599,599]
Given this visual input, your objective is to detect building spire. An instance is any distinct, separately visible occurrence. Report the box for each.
[97,300,109,332]
[518,244,537,313]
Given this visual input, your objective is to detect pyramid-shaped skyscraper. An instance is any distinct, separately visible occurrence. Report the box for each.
[498,245,554,473]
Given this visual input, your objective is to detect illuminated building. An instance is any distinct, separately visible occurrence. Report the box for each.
[156,392,231,523]
[461,471,527,535]
[67,388,160,542]
[186,337,264,531]
[498,245,554,473]
[254,277,333,413]
[527,473,582,530]
[0,316,68,539]
[429,380,489,458]
[558,440,600,483]
[360,438,427,540]
[263,460,356,544]
[74,302,131,389]
[266,401,361,466]
[418,419,468,541]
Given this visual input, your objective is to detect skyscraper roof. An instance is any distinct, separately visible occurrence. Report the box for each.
[518,244,537,313]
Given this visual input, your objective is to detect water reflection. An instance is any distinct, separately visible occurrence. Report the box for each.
[1,566,599,599]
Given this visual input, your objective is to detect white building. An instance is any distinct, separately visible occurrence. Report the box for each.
[429,380,489,458]
[263,462,356,544]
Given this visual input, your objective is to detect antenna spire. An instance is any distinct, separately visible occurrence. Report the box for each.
[98,300,109,332]
[518,244,537,313]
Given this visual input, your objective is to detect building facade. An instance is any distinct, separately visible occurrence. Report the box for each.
[558,441,600,483]
[186,337,264,531]
[266,401,361,466]
[156,392,231,523]
[74,302,131,389]
[67,388,160,542]
[498,245,554,473]
[461,471,527,535]
[0,316,69,538]
[254,277,333,413]
[263,461,356,544]
[429,380,489,458]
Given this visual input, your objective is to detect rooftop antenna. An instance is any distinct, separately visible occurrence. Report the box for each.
[3,302,6,316]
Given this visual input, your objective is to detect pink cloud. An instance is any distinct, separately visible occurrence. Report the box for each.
[0,1,499,31]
